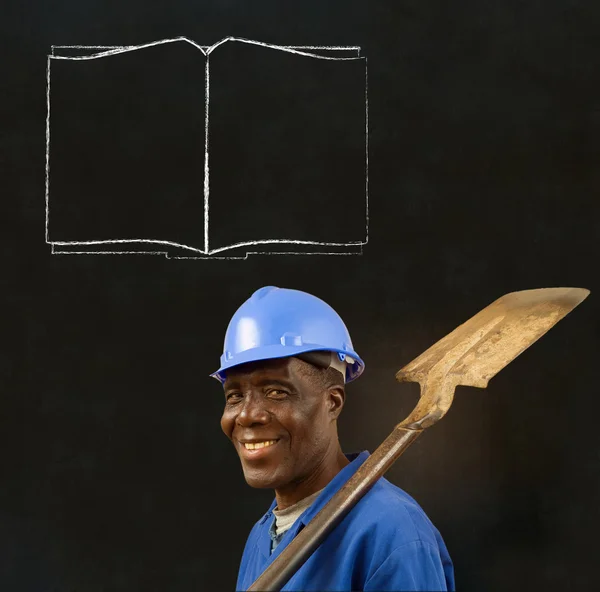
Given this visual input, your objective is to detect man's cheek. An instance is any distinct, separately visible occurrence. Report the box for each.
[220,414,233,438]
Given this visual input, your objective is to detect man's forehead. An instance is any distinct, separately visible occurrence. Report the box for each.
[223,357,297,386]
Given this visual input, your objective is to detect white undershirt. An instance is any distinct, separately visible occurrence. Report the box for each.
[272,488,325,536]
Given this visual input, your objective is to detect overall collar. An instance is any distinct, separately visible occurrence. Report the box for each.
[257,451,370,560]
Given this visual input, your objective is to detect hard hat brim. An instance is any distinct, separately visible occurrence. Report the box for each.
[210,344,364,384]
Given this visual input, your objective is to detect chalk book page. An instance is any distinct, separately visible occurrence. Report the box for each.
[47,38,368,258]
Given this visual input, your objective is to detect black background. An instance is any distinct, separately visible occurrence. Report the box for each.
[3,1,599,590]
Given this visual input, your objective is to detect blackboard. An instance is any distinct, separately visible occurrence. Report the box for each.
[3,1,599,590]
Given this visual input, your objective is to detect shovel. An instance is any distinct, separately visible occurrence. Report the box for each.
[247,287,590,591]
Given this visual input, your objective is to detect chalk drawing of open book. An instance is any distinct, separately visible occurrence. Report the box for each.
[45,37,368,259]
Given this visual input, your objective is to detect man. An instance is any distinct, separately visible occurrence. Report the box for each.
[213,286,455,591]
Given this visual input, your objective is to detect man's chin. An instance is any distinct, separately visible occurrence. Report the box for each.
[242,467,284,489]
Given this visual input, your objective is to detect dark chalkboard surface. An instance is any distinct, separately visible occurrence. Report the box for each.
[3,1,599,591]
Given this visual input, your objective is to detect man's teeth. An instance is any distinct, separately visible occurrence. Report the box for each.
[244,440,277,450]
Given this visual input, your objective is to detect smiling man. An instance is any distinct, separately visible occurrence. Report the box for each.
[213,286,455,592]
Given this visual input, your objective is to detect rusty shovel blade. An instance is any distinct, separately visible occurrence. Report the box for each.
[396,287,590,429]
[247,287,590,592]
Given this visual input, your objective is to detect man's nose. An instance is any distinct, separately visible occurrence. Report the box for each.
[236,395,271,427]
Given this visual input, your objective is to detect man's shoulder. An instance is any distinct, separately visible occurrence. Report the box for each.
[348,476,443,548]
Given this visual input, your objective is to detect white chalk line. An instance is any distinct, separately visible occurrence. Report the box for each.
[47,37,368,257]
[51,251,360,259]
[365,57,369,244]
[174,251,363,260]
[280,46,360,51]
[45,56,51,242]
[205,37,361,61]
[204,57,210,254]
[51,45,119,54]
[53,250,170,256]
[52,246,363,260]
[52,44,361,51]
[50,37,362,62]
[208,238,365,255]
[50,238,365,255]
[52,239,206,253]
[50,243,169,256]
[50,37,206,60]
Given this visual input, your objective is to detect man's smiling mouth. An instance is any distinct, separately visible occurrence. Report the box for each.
[243,440,278,450]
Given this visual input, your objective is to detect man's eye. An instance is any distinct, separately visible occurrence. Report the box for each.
[267,389,288,398]
[226,393,242,402]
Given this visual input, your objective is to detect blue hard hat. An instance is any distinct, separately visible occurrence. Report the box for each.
[211,286,365,384]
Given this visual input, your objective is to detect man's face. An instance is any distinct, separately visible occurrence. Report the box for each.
[220,357,339,490]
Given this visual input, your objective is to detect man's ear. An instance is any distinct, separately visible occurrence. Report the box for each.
[327,386,345,419]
